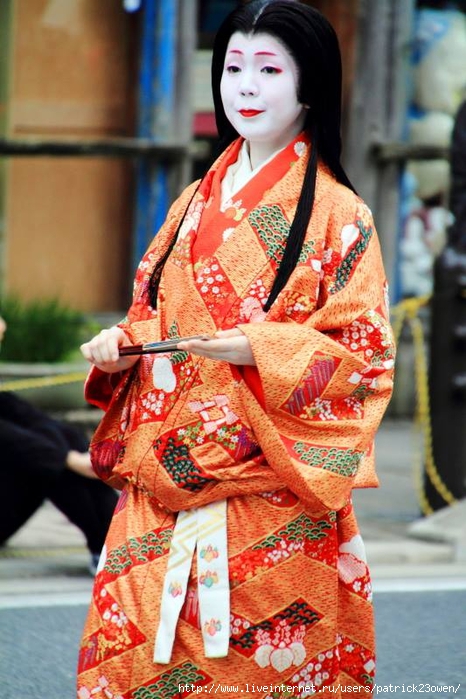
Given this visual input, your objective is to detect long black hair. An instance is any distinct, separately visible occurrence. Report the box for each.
[149,0,356,311]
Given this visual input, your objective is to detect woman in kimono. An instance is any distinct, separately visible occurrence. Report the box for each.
[77,1,395,697]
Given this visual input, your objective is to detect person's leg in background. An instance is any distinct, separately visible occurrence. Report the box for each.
[0,392,118,573]
[48,420,119,572]
[48,469,118,571]
[0,414,67,543]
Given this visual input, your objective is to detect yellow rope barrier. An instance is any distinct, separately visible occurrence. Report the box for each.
[391,295,457,514]
[0,545,87,559]
[0,302,457,514]
[0,371,87,392]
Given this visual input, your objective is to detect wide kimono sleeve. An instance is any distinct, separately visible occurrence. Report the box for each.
[84,181,200,412]
[238,190,396,514]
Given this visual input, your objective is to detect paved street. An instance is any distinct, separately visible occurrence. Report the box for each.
[1,604,87,697]
[1,581,466,698]
[374,586,466,695]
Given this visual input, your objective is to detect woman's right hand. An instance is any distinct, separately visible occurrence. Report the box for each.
[80,326,140,373]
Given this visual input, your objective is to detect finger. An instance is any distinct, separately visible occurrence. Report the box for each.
[177,337,216,352]
[82,342,104,366]
[177,340,211,355]
[80,342,93,362]
[93,330,121,364]
[179,338,236,363]
[87,338,107,365]
[176,343,216,361]
[103,335,121,363]
[214,328,242,338]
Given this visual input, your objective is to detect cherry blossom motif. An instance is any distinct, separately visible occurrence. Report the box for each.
[196,263,227,297]
[337,308,395,365]
[78,676,123,699]
[137,251,156,273]
[321,246,340,281]
[291,645,338,691]
[258,489,299,507]
[301,395,364,422]
[179,199,204,239]
[340,223,360,257]
[338,535,368,584]
[338,553,367,585]
[254,620,306,672]
[239,296,266,322]
[239,278,268,321]
[152,356,176,392]
[101,601,129,630]
[141,390,166,418]
[294,140,307,157]
[284,296,314,320]
[339,534,367,562]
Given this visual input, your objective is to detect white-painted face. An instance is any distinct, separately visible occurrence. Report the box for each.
[220,31,306,162]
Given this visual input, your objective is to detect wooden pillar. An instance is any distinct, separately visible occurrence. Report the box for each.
[344,0,415,295]
[3,0,135,312]
[132,0,198,267]
[177,0,198,190]
[0,0,14,294]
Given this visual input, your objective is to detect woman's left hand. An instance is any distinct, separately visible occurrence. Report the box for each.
[177,328,256,366]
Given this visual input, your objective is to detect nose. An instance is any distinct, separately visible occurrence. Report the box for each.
[239,70,258,97]
[240,85,258,96]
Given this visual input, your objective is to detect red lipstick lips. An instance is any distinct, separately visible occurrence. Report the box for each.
[239,109,264,117]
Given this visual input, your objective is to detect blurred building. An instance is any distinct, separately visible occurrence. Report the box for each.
[0,1,136,312]
[2,0,454,315]
[0,0,366,313]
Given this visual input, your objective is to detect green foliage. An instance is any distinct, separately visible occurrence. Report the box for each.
[0,295,100,363]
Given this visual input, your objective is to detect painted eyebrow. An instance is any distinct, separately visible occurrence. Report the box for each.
[226,50,278,56]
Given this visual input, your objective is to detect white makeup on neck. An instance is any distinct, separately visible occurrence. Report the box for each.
[220,31,306,170]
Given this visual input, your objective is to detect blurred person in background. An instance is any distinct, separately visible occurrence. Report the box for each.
[449,99,466,247]
[0,315,118,575]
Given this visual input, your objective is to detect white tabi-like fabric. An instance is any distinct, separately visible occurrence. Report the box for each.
[153,499,230,664]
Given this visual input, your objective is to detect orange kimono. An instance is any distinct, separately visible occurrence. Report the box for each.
[77,135,395,699]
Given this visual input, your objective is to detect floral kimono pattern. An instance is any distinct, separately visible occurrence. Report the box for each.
[77,134,395,699]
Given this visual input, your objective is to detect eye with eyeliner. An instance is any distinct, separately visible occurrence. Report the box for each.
[261,66,283,74]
